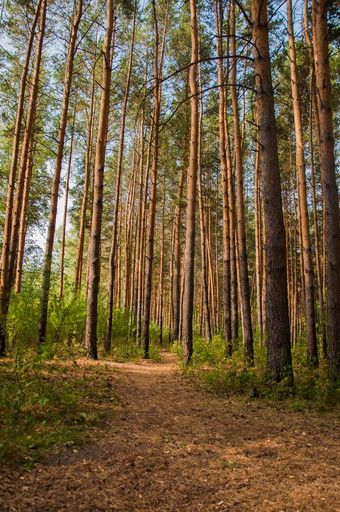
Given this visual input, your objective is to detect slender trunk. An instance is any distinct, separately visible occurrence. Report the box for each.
[312,0,340,381]
[105,8,136,351]
[59,102,76,300]
[0,0,47,356]
[74,53,97,292]
[0,0,42,299]
[85,0,114,359]
[142,0,169,357]
[254,137,263,343]
[197,45,211,343]
[182,0,199,365]
[37,0,83,345]
[251,0,293,382]
[173,167,185,341]
[287,0,318,365]
[158,180,165,344]
[15,143,35,294]
[216,0,232,354]
[231,0,253,364]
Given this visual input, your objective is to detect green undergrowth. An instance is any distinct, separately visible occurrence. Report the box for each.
[0,354,119,468]
[172,336,340,412]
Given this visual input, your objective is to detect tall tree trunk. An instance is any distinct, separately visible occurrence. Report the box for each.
[197,45,211,343]
[0,0,46,356]
[85,0,115,359]
[158,179,165,344]
[251,0,293,382]
[15,142,35,294]
[172,167,185,341]
[254,136,263,344]
[105,8,136,351]
[142,0,169,357]
[74,50,97,293]
[0,0,42,303]
[215,0,232,354]
[37,0,83,345]
[312,0,340,382]
[287,0,318,365]
[182,0,199,365]
[59,102,77,300]
[230,0,253,364]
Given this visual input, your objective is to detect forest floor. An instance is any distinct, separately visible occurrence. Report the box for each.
[1,351,339,512]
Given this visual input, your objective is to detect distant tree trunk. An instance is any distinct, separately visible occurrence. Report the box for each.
[312,0,340,382]
[15,142,35,294]
[254,136,263,344]
[0,0,47,357]
[142,0,169,357]
[230,0,253,364]
[222,12,238,347]
[182,0,199,365]
[158,180,165,344]
[215,0,231,354]
[172,167,185,341]
[287,0,318,365]
[136,123,153,343]
[197,49,211,343]
[0,0,42,303]
[251,0,293,382]
[37,0,83,346]
[104,8,136,351]
[74,51,97,293]
[85,0,115,359]
[59,102,77,300]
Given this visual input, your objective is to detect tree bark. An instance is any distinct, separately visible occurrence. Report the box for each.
[0,0,47,356]
[142,0,169,357]
[0,0,42,302]
[85,0,115,359]
[251,0,293,382]
[59,101,77,300]
[215,0,232,354]
[287,0,318,365]
[105,8,136,351]
[182,0,199,365]
[37,0,83,345]
[230,0,253,364]
[312,0,340,381]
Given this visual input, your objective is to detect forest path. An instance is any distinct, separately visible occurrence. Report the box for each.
[1,351,339,511]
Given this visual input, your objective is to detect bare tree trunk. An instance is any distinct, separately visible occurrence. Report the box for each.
[216,0,232,354]
[85,0,115,359]
[59,102,77,300]
[230,0,253,364]
[251,0,293,382]
[15,142,35,294]
[142,0,169,357]
[105,7,136,351]
[254,136,263,344]
[287,0,318,365]
[312,0,340,382]
[172,167,185,341]
[0,0,42,302]
[74,51,97,293]
[182,0,199,365]
[37,0,83,346]
[158,180,165,344]
[197,46,211,343]
[0,0,47,356]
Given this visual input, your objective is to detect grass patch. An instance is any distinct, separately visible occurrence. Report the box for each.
[0,355,119,468]
[173,335,340,411]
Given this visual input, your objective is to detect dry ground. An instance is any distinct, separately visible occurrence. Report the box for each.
[1,352,339,511]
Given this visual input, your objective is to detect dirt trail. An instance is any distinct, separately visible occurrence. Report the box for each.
[1,352,339,511]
